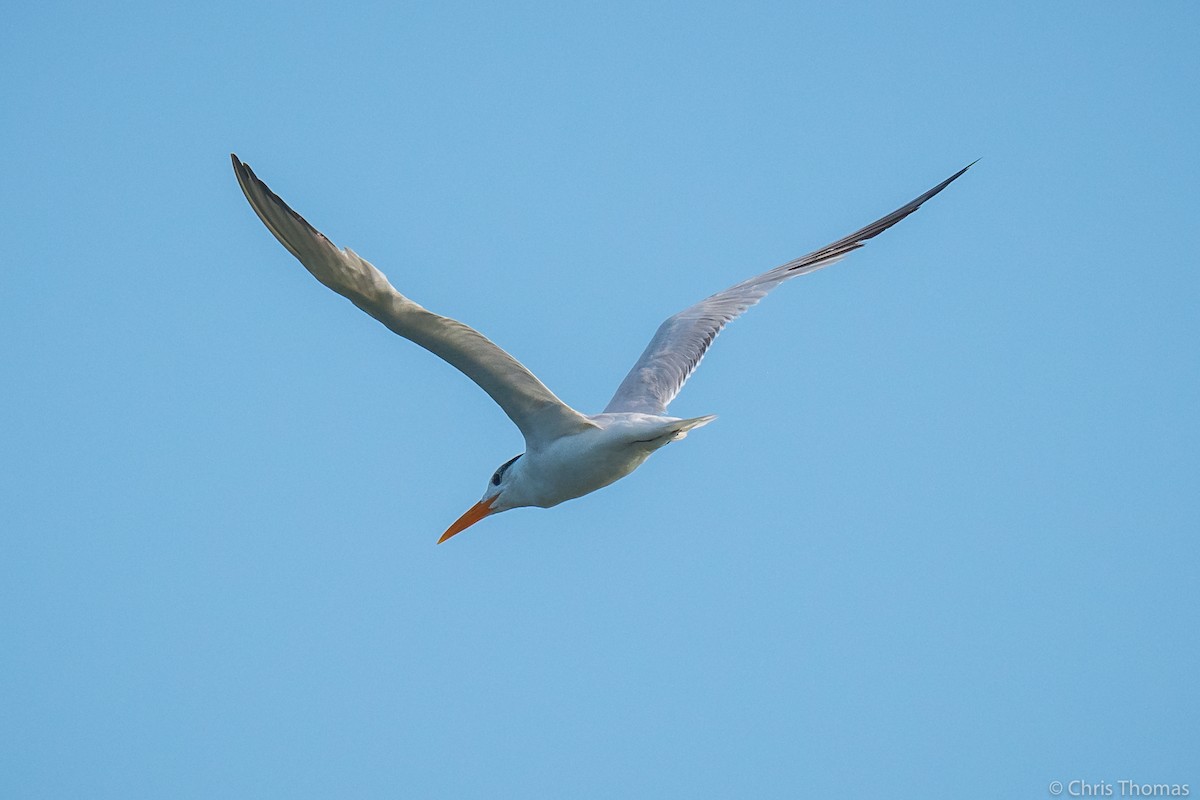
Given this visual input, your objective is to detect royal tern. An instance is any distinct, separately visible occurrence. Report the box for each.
[232,155,971,542]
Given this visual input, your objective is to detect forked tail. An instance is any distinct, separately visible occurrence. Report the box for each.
[670,415,717,440]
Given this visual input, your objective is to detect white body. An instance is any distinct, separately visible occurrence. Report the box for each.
[495,413,715,511]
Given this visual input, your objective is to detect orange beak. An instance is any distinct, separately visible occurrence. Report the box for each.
[438,497,496,544]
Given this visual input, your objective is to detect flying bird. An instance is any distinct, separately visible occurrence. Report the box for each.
[232,155,971,543]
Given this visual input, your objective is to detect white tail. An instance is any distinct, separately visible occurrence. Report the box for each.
[670,415,717,440]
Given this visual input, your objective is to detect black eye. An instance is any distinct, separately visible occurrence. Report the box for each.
[491,454,522,488]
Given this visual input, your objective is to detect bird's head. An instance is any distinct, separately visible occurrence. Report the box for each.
[438,454,525,543]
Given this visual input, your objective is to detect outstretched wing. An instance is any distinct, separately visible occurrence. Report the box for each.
[231,155,596,449]
[604,163,973,415]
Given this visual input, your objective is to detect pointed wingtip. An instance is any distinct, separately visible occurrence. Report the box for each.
[948,159,980,181]
[907,160,977,211]
[940,159,978,187]
[230,154,249,183]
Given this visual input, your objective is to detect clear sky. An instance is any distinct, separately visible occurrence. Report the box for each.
[2,1,1197,797]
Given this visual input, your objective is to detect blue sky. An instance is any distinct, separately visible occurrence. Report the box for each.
[2,1,1197,797]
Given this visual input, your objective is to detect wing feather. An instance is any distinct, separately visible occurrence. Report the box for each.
[231,155,595,448]
[604,163,974,415]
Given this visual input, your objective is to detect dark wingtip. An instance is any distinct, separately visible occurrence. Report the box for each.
[781,160,976,271]
[943,159,980,184]
[931,161,976,194]
[231,154,249,184]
